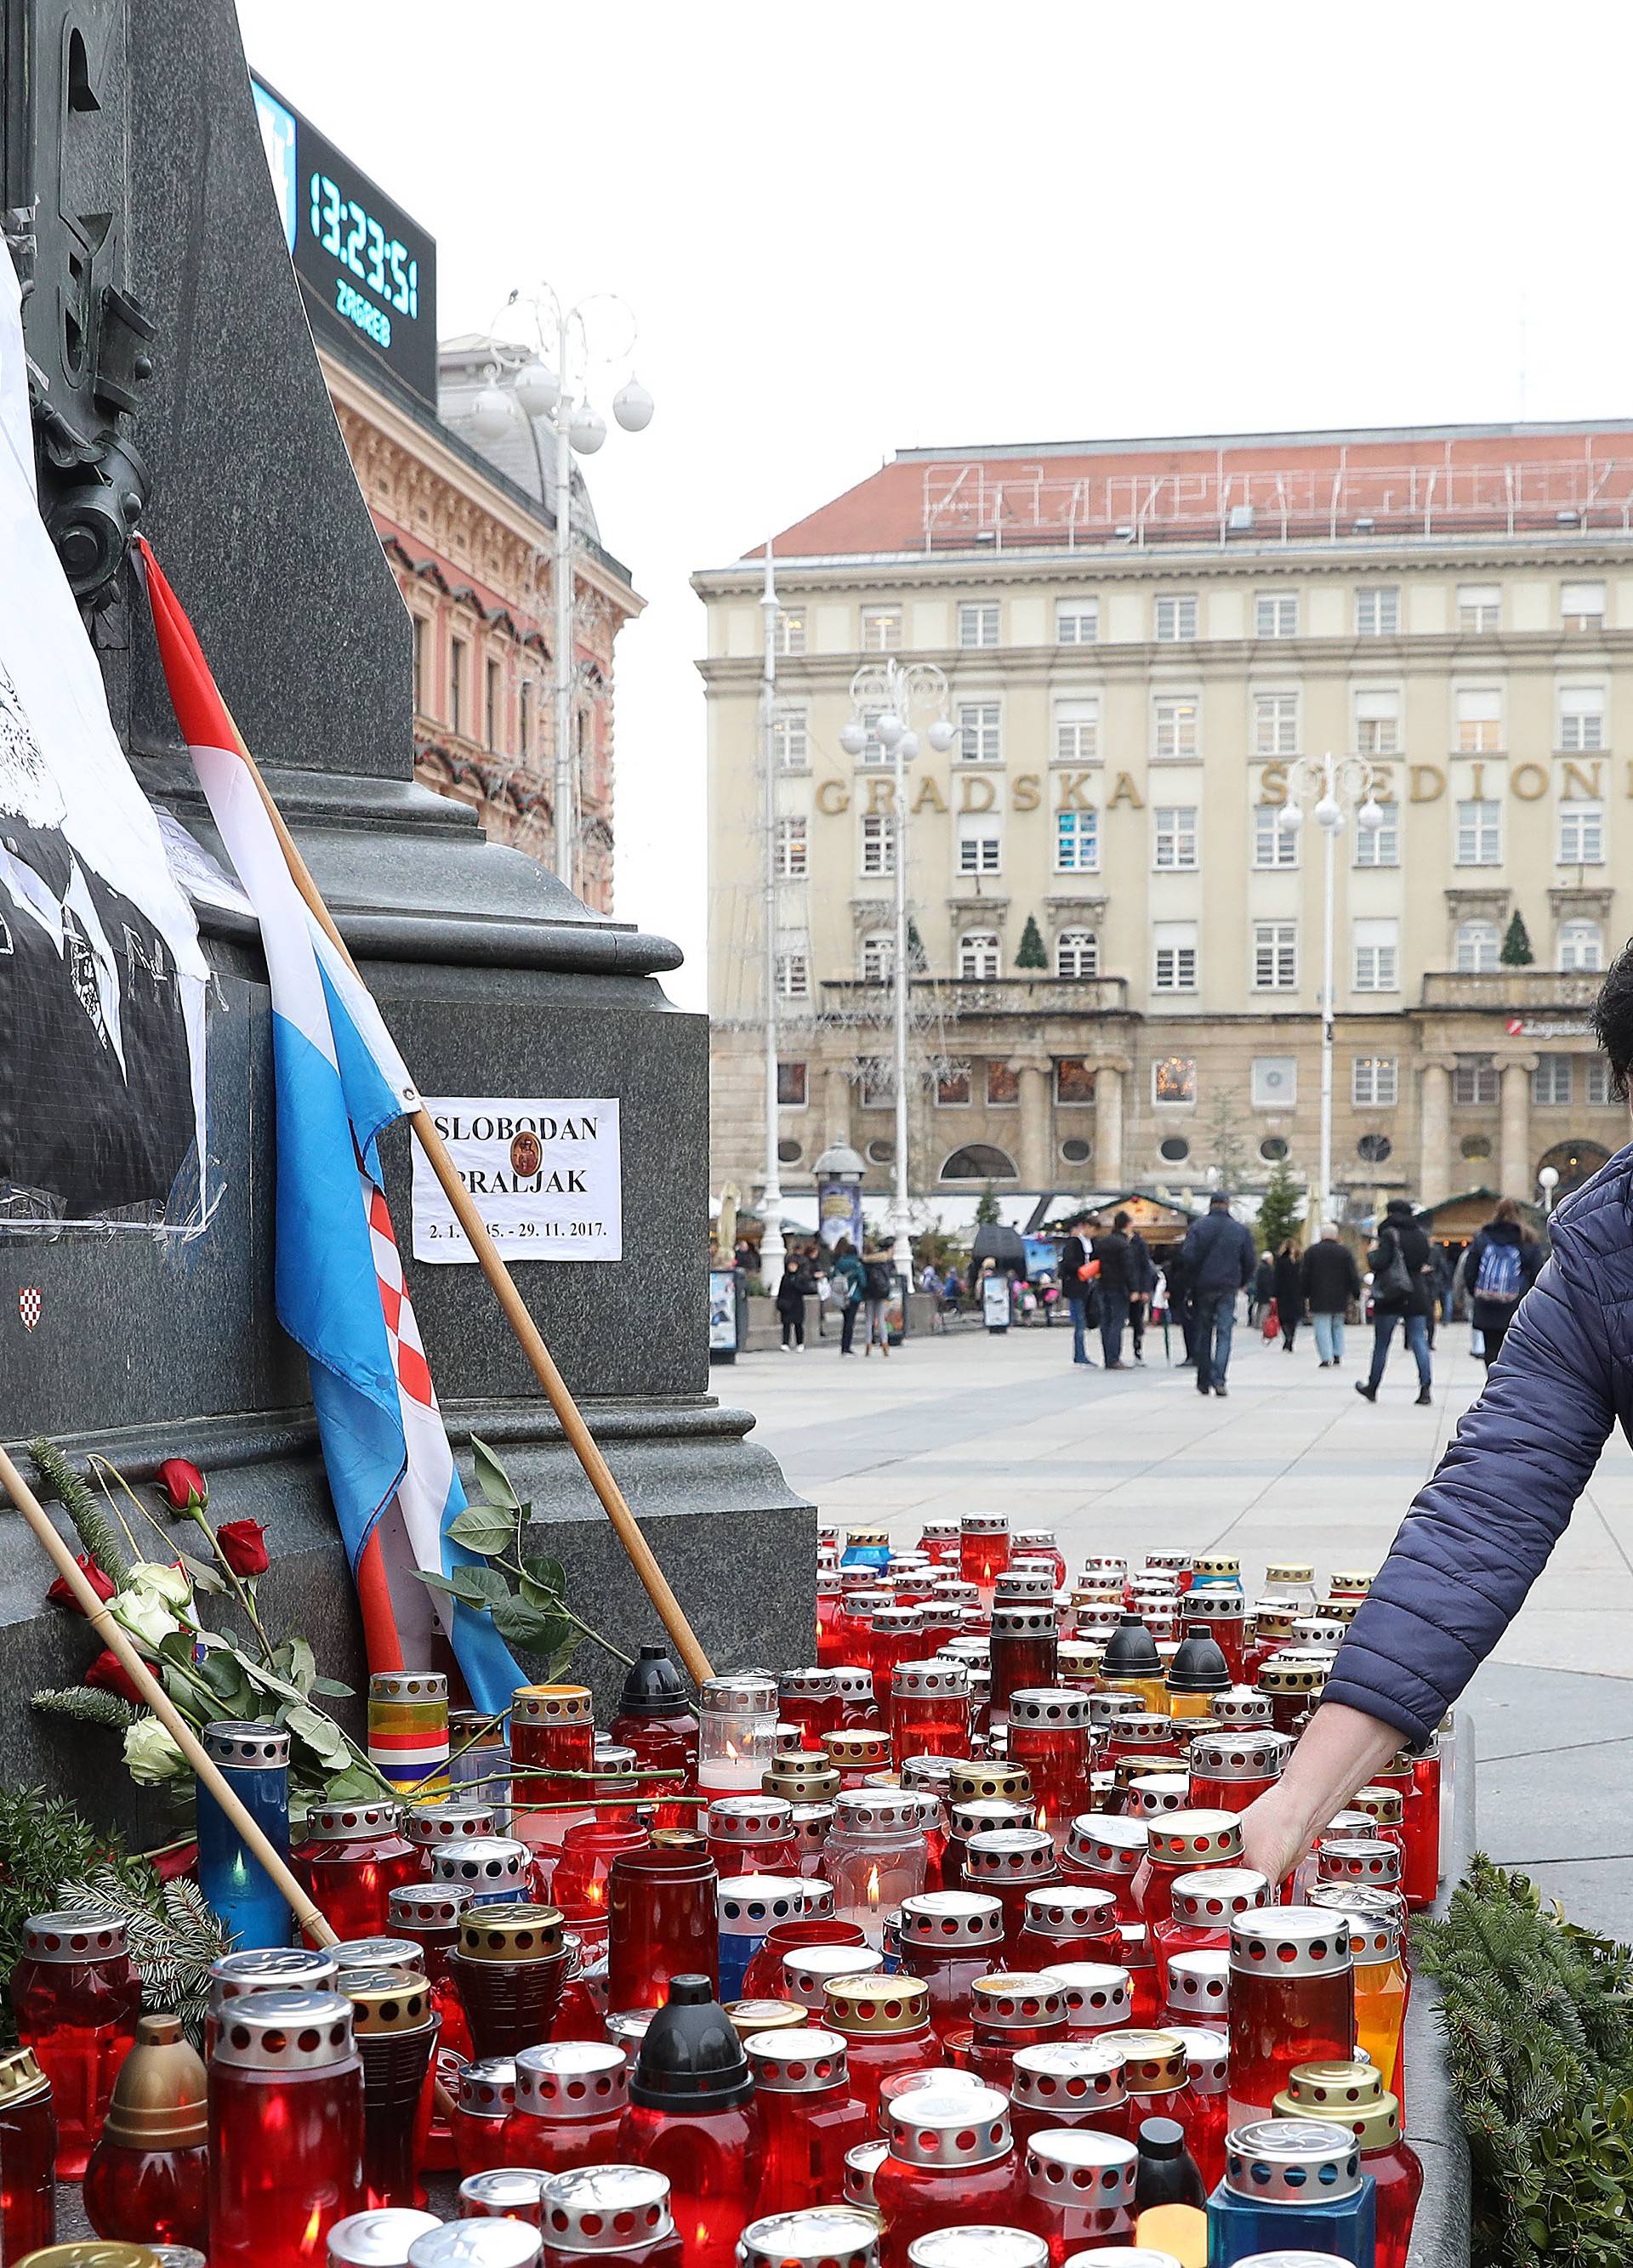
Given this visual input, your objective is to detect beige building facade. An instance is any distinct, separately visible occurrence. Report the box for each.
[698,425,1633,1231]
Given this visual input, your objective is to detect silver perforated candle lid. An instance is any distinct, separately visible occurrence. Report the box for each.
[743,2022,849,2093]
[1312,1902,1404,1964]
[964,1827,1057,1885]
[780,1665,843,1700]
[1010,2037,1126,2113]
[892,1660,969,1700]
[707,1794,794,1843]
[899,1889,1005,1951]
[21,1911,129,1964]
[1183,1588,1244,1623]
[209,1945,339,2009]
[882,2080,1011,2167]
[1086,1691,1141,1727]
[407,2220,540,2268]
[1129,1774,1192,1820]
[990,1604,1056,1638]
[1223,2116,1363,2201]
[740,2209,881,2268]
[458,2057,517,2116]
[458,2170,548,2220]
[699,1671,777,1714]
[1065,1813,1147,1874]
[328,1935,424,1974]
[1008,1686,1092,1729]
[388,1884,472,1933]
[1022,2124,1138,2206]
[1021,1886,1118,1940]
[790,1801,836,1851]
[1231,1907,1353,1978]
[782,1944,885,2009]
[329,2209,444,2268]
[1169,1865,1271,1925]
[950,1797,1033,1841]
[1189,1730,1292,1784]
[1211,1685,1276,1725]
[430,1838,534,1895]
[513,2040,627,2118]
[719,1874,827,1935]
[1041,1962,1134,2029]
[1165,1948,1232,2018]
[962,1512,1009,1536]
[405,1803,497,1850]
[907,2237,1046,2268]
[1317,1835,1403,1887]
[832,1788,924,1838]
[211,1987,356,2072]
[900,1754,958,1794]
[538,2164,674,2256]
[993,1569,1056,1601]
[204,1719,291,1770]
[842,2137,888,2208]
[308,1800,402,1841]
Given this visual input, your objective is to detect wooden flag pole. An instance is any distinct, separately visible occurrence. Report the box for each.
[223,716,714,1687]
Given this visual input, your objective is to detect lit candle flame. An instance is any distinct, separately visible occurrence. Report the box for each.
[725,1738,740,1760]
[299,2205,323,2256]
[866,1862,881,1906]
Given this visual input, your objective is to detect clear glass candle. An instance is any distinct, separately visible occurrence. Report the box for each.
[694,1672,778,1798]
[447,1711,512,1827]
[1228,1910,1355,2129]
[744,2023,871,2217]
[207,1988,364,2268]
[824,1791,930,1950]
[13,1909,141,2180]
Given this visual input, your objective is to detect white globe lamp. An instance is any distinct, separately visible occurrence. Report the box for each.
[839,723,868,758]
[875,711,904,751]
[472,384,515,440]
[613,376,655,432]
[927,719,957,753]
[569,403,606,454]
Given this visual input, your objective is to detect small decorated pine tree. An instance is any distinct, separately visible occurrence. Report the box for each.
[1499,911,1534,967]
[975,1182,1002,1226]
[1016,915,1047,970]
[1255,1159,1306,1253]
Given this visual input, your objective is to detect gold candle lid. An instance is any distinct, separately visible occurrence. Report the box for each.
[725,1998,806,2040]
[1097,2026,1187,2093]
[457,1902,566,1963]
[947,1761,1032,1804]
[765,1754,842,1800]
[339,1968,435,2034]
[822,1731,890,1769]
[1277,2056,1401,2150]
[0,2047,48,2107]
[1257,1658,1328,1694]
[16,2250,162,2268]
[1350,1784,1405,1827]
[1328,1570,1374,1594]
[1265,1562,1315,1586]
[822,1973,930,2036]
[101,2013,207,2147]
[510,1683,593,1727]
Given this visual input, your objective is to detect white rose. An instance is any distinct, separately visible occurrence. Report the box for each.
[111,1587,181,1649]
[127,1561,192,1607]
[123,1717,185,1785]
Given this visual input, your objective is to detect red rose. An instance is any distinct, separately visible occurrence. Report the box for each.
[84,1649,145,1706]
[156,1458,208,1513]
[215,1519,270,1578]
[46,1554,117,1614]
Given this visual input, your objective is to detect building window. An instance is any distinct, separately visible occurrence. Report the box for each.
[956,815,1002,874]
[1453,1054,1499,1106]
[1252,921,1298,992]
[1352,1054,1398,1106]
[485,657,502,749]
[775,607,806,656]
[775,951,809,999]
[774,816,808,877]
[518,678,532,757]
[1559,685,1606,752]
[1061,1135,1093,1164]
[1254,803,1299,868]
[958,601,999,649]
[1054,1058,1095,1106]
[1153,696,1199,759]
[1354,687,1401,755]
[1587,1058,1613,1106]
[936,1065,972,1106]
[1252,1054,1297,1107]
[1056,597,1099,645]
[1562,579,1607,629]
[860,812,895,877]
[1153,804,1199,870]
[1253,691,1299,756]
[1357,1132,1394,1164]
[1261,1135,1289,1162]
[1153,1054,1198,1103]
[958,702,1002,762]
[1353,918,1398,992]
[861,605,902,652]
[772,705,810,769]
[412,616,427,711]
[1533,1056,1573,1106]
[1055,809,1099,873]
[861,931,893,982]
[1154,594,1198,641]
[1454,920,1501,972]
[1558,800,1605,865]
[860,1059,895,1109]
[1455,688,1503,753]
[959,929,1001,980]
[1454,798,1502,865]
[1153,924,1198,993]
[1559,918,1604,972]
[1056,927,1099,978]
[1353,804,1399,867]
[1255,594,1299,638]
[1458,583,1501,634]
[777,1060,807,1107]
[987,1060,1019,1106]
[1355,587,1400,637]
[449,635,467,732]
[1054,697,1100,763]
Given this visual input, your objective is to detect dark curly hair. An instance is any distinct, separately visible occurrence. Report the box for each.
[1589,941,1633,1099]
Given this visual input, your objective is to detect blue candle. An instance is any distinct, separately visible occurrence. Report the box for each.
[195,1720,294,1950]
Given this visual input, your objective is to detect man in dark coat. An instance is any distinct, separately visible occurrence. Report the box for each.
[1300,1227,1363,1367]
[1091,1210,1135,1370]
[1180,1192,1257,1397]
[1059,1211,1097,1368]
[1242,949,1633,1885]
[1355,1196,1436,1406]
[1272,1242,1304,1352]
[1127,1228,1158,1364]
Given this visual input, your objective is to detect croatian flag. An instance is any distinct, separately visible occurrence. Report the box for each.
[139,541,521,1718]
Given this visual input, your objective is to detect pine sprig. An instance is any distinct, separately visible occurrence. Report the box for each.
[31,1686,144,1728]
[55,1866,226,2048]
[29,1435,131,1589]
[0,1787,155,2045]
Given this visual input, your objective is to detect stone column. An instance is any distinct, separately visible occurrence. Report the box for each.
[1095,1060,1128,1189]
[1498,1054,1539,1201]
[1419,1058,1454,1206]
[1013,1057,1054,1189]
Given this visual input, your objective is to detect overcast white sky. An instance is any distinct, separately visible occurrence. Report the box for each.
[235,0,1633,1013]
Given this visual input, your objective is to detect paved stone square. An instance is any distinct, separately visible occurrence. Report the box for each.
[720,1308,1633,1937]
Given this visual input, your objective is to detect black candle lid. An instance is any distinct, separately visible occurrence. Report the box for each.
[617,1643,691,1719]
[1101,1614,1161,1675]
[629,1974,754,2109]
[1165,1625,1232,1694]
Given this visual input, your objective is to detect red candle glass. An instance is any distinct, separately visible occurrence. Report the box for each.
[1017,1884,1122,1970]
[1022,2125,1138,2260]
[742,1916,867,2002]
[962,1828,1059,1962]
[1255,1656,1328,1737]
[13,1909,141,2180]
[606,1842,719,2009]
[1097,2026,1190,2137]
[511,1685,596,1856]
[1228,1908,1355,2128]
[504,2040,629,2172]
[919,1520,960,1566]
[1165,2023,1229,2191]
[779,1668,845,1751]
[1130,1808,1243,1932]
[942,1788,1033,1896]
[816,1572,846,1668]
[430,1835,538,1912]
[829,1667,885,1732]
[820,1974,936,2122]
[1115,1923,1162,2025]
[960,1971,1067,2086]
[553,1813,651,1930]
[1152,1864,1266,2004]
[869,1605,931,1719]
[1009,2038,1132,2146]
[873,2082,1029,2268]
[452,2057,518,2177]
[780,1944,884,2016]
[404,1802,498,1874]
[896,1890,1006,2039]
[538,2163,685,2266]
[295,1802,420,1941]
[207,1987,364,2268]
[1375,1754,1439,1909]
[890,1663,970,1766]
[617,1976,763,2268]
[1186,1727,1288,1815]
[987,1608,1059,1729]
[606,1644,701,1816]
[342,1970,440,2210]
[1163,1948,1232,2042]
[388,1884,477,2061]
[1058,1815,1147,1923]
[1175,1589,1246,1680]
[447,1904,570,2060]
[959,1512,1010,1595]
[1006,1689,1094,1845]
[0,2047,54,2262]
[743,2023,872,2216]
[705,1794,800,1879]
[83,2010,208,2246]
[1041,1960,1135,2043]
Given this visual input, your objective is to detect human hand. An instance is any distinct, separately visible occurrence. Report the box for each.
[1239,1786,1313,1890]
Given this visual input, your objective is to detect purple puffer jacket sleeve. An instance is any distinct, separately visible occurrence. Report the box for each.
[1323,1157,1630,1746]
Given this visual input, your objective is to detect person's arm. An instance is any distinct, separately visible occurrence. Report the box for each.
[1241,1221,1619,1879]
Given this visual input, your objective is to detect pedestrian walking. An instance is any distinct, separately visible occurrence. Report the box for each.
[1465,1197,1545,1368]
[1354,1196,1436,1405]
[1059,1212,1097,1368]
[1249,1249,1274,1330]
[1128,1228,1158,1365]
[1300,1226,1362,1368]
[1167,1243,1195,1366]
[862,1242,895,1356]
[1180,1192,1257,1397]
[1091,1210,1135,1369]
[1272,1239,1304,1353]
[775,1248,813,1351]
[1239,951,1633,1888]
[832,1236,866,1356]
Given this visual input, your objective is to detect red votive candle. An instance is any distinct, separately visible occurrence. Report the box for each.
[1058,1814,1148,1922]
[895,1890,1006,2039]
[83,2011,208,2246]
[1009,2037,1133,2147]
[339,1968,439,2211]
[510,1685,595,1856]
[820,1974,936,2123]
[447,1903,569,2060]
[295,1802,420,1941]
[874,2082,1028,2266]
[1130,1808,1243,1932]
[452,2057,517,2177]
[538,2163,685,2266]
[959,1513,1010,1596]
[0,2047,55,2262]
[606,1842,720,2010]
[617,1975,762,2268]
[744,2023,871,2216]
[890,1663,970,1767]
[13,1909,141,2180]
[207,1987,363,2268]
[1228,1907,1355,2129]
[504,2040,629,2173]
[1005,1689,1094,1845]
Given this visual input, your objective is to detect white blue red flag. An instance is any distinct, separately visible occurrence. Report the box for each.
[139,541,521,1718]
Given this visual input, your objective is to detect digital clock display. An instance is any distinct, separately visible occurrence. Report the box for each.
[251,71,438,409]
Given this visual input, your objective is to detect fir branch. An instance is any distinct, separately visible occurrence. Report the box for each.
[29,1435,131,1589]
[31,1686,144,1729]
[56,1865,226,2049]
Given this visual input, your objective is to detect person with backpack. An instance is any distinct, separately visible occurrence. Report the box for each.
[775,1246,815,1352]
[833,1236,867,1356]
[1355,1196,1436,1406]
[862,1242,895,1356]
[1465,1198,1544,1367]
